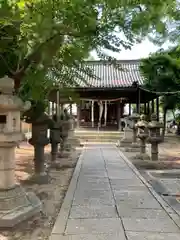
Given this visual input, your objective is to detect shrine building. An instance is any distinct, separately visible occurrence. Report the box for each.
[48,59,159,130]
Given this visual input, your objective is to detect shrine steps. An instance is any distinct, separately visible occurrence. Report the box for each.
[74,129,123,143]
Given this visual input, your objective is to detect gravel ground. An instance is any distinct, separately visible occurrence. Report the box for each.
[0,143,82,240]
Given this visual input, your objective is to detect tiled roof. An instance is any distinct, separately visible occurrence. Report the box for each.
[77,59,144,88]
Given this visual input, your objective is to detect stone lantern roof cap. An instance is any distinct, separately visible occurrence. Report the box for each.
[0,76,14,94]
[129,113,140,121]
[136,114,148,128]
[148,113,163,129]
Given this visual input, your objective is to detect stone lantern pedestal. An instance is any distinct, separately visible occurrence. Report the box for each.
[148,113,163,161]
[0,76,41,227]
[134,115,150,160]
[117,117,133,147]
[125,113,140,152]
[66,117,79,150]
[50,120,61,167]
[28,113,53,184]
[58,119,71,158]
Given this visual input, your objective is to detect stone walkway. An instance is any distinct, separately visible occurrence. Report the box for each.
[50,144,180,240]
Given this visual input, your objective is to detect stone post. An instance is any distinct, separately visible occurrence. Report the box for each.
[0,76,41,227]
[134,115,150,160]
[147,113,163,161]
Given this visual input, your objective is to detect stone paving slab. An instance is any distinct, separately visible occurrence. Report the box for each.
[110,179,145,191]
[49,144,180,240]
[114,189,155,200]
[122,218,180,232]
[50,233,126,240]
[126,232,180,240]
[73,190,114,205]
[69,205,118,219]
[65,219,124,235]
[107,170,139,180]
[72,195,115,206]
[116,208,168,219]
[79,172,108,178]
[76,181,111,191]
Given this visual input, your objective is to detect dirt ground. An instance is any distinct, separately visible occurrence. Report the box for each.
[0,143,82,240]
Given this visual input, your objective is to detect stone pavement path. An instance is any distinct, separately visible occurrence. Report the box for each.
[50,144,180,240]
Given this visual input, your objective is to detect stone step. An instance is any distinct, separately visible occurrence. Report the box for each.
[75,131,122,136]
[74,135,122,143]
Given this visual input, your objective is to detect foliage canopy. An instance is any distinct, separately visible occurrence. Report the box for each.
[0,0,179,102]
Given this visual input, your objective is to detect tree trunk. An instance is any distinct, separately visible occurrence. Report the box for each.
[162,108,167,140]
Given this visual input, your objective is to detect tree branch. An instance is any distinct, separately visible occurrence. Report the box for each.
[0,54,15,75]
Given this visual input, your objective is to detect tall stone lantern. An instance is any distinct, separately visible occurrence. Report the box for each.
[58,110,71,157]
[125,113,140,152]
[129,113,140,147]
[134,115,150,160]
[50,115,61,167]
[147,113,164,161]
[0,76,41,227]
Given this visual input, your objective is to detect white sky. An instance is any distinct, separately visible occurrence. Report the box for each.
[91,38,174,114]
[91,38,174,60]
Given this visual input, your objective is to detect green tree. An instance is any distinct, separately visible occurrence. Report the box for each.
[140,47,180,137]
[0,0,179,94]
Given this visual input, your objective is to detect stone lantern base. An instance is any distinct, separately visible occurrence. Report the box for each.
[0,184,41,228]
[124,146,140,152]
[117,127,132,147]
[117,138,132,147]
[133,153,150,161]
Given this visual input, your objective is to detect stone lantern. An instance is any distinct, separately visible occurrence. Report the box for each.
[58,110,71,157]
[129,113,140,146]
[27,111,53,183]
[134,114,150,160]
[50,115,61,166]
[66,116,76,150]
[0,76,41,227]
[147,113,164,161]
[125,113,140,152]
[118,117,133,147]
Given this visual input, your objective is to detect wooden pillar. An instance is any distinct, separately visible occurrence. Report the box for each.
[117,101,121,130]
[77,103,80,128]
[151,99,155,113]
[52,102,55,116]
[156,97,159,121]
[70,103,72,116]
[47,101,51,115]
[129,103,131,115]
[147,102,150,115]
[91,100,94,128]
[56,90,60,118]
[144,103,147,114]
[136,88,140,113]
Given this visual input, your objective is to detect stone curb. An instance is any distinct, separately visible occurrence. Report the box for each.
[49,147,85,239]
[117,148,180,229]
